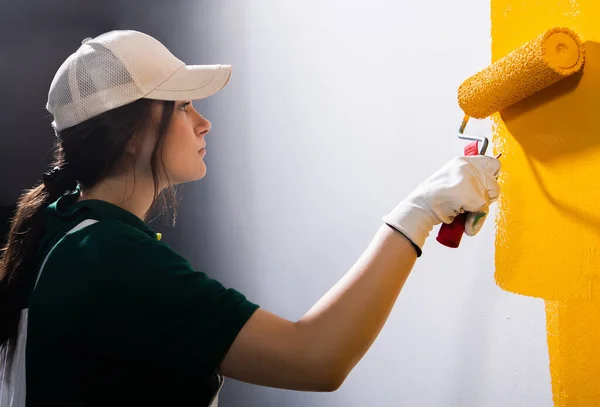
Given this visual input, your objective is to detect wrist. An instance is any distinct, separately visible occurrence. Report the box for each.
[383,223,423,257]
[382,202,438,256]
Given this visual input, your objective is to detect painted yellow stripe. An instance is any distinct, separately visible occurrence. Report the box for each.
[491,0,600,404]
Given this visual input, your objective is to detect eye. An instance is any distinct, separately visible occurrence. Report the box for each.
[179,101,191,112]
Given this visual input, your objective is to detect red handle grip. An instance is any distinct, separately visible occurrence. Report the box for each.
[436,141,479,248]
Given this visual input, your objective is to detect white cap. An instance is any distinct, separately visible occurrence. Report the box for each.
[46,30,232,131]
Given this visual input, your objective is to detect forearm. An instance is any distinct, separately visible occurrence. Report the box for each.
[220,156,500,391]
[296,224,417,383]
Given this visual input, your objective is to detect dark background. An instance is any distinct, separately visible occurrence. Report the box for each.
[0,0,200,244]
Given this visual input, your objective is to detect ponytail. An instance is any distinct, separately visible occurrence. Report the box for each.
[0,164,75,346]
[0,98,176,350]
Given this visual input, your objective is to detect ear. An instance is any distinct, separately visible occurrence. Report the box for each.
[125,127,150,156]
[125,136,138,155]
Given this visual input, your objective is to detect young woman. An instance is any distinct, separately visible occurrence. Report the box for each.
[0,30,500,407]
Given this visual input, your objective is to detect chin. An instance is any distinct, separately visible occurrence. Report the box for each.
[184,171,207,183]
[168,166,207,185]
[191,165,208,181]
[196,164,207,179]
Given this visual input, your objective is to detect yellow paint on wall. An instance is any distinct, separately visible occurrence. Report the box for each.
[491,0,600,404]
[546,300,600,405]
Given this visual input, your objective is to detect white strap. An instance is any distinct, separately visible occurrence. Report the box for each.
[33,219,99,290]
[0,219,99,407]
[208,375,224,407]
[0,310,29,407]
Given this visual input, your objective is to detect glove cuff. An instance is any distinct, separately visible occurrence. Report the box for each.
[382,201,438,256]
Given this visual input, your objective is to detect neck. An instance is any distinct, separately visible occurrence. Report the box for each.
[78,174,159,220]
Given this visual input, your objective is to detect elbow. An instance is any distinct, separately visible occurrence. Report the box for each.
[313,364,349,392]
[293,322,353,392]
[319,375,345,392]
[301,342,356,392]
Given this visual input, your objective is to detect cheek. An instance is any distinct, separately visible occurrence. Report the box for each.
[161,127,205,180]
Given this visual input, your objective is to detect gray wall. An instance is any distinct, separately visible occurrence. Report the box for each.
[169,2,553,406]
[1,1,553,406]
[0,0,194,205]
[1,1,111,205]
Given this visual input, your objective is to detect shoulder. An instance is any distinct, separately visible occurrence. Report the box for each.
[69,219,191,273]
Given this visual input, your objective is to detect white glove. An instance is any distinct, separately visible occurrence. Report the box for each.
[382,156,501,256]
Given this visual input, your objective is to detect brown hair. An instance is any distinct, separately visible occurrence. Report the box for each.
[0,98,176,347]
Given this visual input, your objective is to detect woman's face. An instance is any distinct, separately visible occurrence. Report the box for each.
[139,100,212,188]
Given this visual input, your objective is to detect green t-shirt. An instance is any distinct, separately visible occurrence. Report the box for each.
[24,191,259,406]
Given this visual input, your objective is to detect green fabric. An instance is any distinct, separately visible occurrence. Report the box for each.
[25,190,259,406]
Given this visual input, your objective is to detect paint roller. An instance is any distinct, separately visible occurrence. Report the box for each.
[436,27,585,248]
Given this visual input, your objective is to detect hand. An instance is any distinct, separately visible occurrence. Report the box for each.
[382,156,501,255]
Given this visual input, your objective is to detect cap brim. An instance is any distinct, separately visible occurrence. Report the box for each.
[145,64,231,101]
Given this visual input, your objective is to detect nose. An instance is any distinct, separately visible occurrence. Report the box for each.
[195,113,211,137]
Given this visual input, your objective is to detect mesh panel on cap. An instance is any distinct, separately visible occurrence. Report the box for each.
[48,43,143,131]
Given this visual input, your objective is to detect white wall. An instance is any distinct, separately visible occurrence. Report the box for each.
[166,2,553,406]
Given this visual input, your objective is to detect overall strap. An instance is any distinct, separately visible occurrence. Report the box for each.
[33,219,99,291]
[0,218,99,407]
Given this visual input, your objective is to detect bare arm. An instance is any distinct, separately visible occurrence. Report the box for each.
[219,156,501,391]
[219,224,417,391]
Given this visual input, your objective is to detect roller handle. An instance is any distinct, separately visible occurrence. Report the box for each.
[436,141,480,248]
